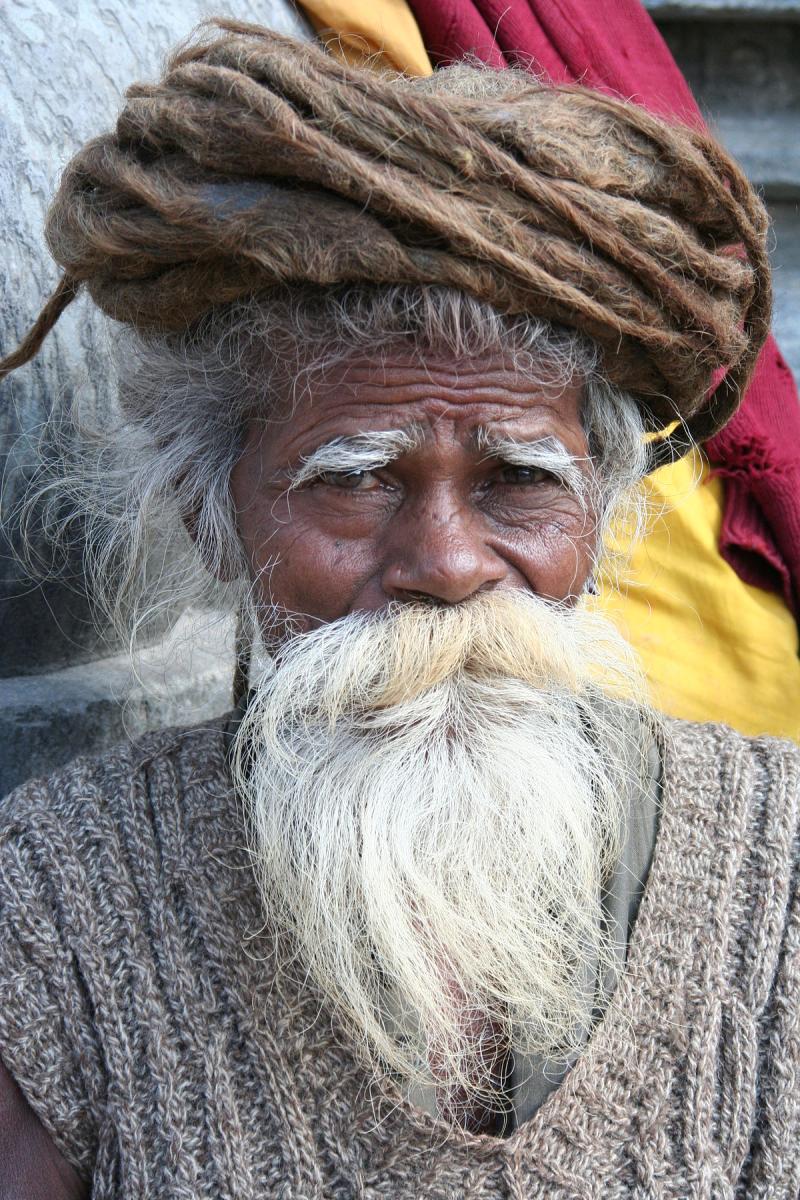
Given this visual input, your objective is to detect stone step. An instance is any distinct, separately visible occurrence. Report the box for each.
[645,1,800,17]
[714,117,800,199]
[0,610,234,798]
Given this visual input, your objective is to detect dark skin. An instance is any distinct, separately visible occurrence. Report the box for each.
[0,352,598,1198]
[231,354,597,629]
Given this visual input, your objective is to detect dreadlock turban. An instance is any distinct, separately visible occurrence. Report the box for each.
[1,19,772,468]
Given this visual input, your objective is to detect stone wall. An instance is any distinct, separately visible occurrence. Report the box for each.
[1,0,798,795]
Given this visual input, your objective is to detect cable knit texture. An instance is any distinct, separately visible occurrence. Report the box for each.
[0,717,798,1198]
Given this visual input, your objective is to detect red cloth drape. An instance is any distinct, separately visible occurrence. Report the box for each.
[406,0,800,615]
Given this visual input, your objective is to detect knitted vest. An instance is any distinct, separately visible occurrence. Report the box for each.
[0,718,798,1199]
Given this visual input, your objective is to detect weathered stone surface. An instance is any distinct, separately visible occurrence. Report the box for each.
[0,610,234,797]
[656,18,800,195]
[770,202,800,378]
[645,0,800,16]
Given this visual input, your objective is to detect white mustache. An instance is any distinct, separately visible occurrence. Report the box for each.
[254,589,642,725]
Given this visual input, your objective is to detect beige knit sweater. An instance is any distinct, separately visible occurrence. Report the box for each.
[0,717,798,1199]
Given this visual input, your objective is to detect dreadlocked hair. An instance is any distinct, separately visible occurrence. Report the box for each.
[1,20,771,469]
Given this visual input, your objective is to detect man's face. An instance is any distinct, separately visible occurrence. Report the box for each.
[228,349,646,1119]
[229,351,597,630]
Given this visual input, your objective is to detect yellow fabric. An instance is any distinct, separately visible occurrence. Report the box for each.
[296,0,433,75]
[295,0,800,741]
[595,450,800,741]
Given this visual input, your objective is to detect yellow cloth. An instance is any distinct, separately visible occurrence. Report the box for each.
[295,0,800,740]
[297,0,432,75]
[595,450,800,741]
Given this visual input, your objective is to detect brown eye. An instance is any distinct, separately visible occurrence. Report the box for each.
[499,464,551,485]
[318,469,380,490]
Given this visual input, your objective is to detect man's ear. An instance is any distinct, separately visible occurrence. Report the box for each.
[181,505,242,583]
[181,504,200,547]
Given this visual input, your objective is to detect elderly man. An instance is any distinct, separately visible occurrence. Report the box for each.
[1,21,798,1199]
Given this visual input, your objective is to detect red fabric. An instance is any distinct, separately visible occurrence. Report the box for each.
[407,0,800,616]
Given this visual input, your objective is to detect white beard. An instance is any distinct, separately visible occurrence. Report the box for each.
[231,591,654,1119]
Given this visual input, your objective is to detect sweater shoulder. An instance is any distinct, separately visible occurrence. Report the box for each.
[661,717,800,998]
[663,714,800,767]
[0,718,233,1176]
[661,716,800,820]
[661,715,800,871]
[658,720,800,1192]
[0,717,230,840]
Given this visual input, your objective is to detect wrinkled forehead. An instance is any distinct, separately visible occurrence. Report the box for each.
[264,350,589,457]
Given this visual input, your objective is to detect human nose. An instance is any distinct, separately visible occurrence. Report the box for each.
[380,490,506,605]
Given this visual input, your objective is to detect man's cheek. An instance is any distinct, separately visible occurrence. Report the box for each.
[257,526,375,622]
[519,523,596,600]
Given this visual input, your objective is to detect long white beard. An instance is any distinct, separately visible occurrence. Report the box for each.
[231,591,653,1116]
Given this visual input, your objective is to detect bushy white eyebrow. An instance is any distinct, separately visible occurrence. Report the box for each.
[287,428,423,489]
[476,429,589,501]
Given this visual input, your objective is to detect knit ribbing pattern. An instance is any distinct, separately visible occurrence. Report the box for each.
[0,717,798,1199]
